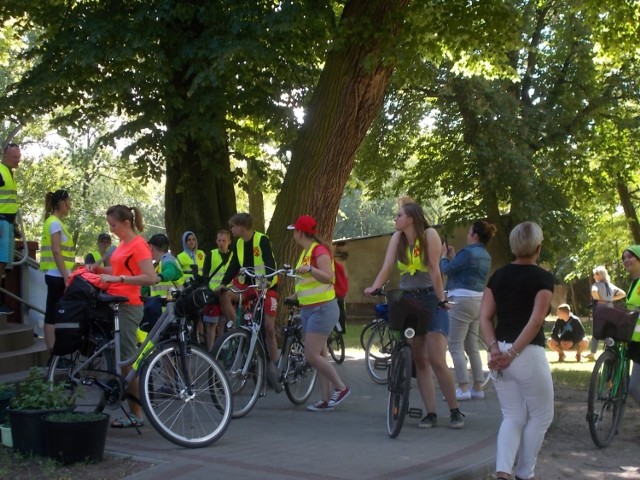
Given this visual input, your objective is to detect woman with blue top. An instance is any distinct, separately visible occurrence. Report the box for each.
[41,189,74,356]
[440,220,496,400]
[365,202,464,429]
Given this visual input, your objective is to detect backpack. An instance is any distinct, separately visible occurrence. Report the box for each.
[333,260,349,299]
[52,274,113,355]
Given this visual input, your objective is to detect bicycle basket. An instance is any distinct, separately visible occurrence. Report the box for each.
[386,289,437,335]
[592,304,639,342]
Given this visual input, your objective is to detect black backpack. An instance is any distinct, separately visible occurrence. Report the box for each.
[52,275,113,355]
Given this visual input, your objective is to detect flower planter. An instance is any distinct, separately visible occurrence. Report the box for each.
[0,423,12,448]
[8,407,71,456]
[43,412,110,464]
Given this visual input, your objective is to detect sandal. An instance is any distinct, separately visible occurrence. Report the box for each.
[111,414,144,428]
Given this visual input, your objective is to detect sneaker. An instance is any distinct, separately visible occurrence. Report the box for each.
[266,363,283,393]
[470,388,485,399]
[455,388,471,401]
[327,387,350,407]
[585,353,596,362]
[0,304,14,314]
[449,408,465,429]
[306,400,334,412]
[418,412,437,428]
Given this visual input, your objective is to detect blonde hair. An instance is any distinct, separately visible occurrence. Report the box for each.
[509,221,543,258]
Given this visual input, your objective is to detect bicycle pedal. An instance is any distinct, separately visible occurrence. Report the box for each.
[374,358,389,370]
[408,407,423,418]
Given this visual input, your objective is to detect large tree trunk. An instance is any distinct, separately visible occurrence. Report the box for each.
[165,135,236,257]
[616,175,640,244]
[268,0,409,275]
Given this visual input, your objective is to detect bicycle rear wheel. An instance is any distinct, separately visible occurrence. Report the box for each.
[46,335,116,413]
[211,329,264,418]
[365,323,393,384]
[387,344,412,438]
[327,329,345,364]
[139,344,232,448]
[587,349,628,448]
[359,319,377,350]
[284,335,317,405]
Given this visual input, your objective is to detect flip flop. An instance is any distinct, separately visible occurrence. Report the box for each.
[111,414,144,428]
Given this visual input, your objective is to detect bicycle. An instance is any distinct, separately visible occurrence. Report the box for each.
[47,275,233,448]
[363,291,393,384]
[327,322,345,364]
[587,337,630,448]
[380,288,437,438]
[212,266,317,418]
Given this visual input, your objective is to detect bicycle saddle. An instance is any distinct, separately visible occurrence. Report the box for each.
[96,292,129,304]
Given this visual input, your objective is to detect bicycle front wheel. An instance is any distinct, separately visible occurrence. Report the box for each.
[139,344,232,448]
[387,344,412,438]
[211,329,264,418]
[284,335,317,405]
[47,336,116,413]
[327,330,345,364]
[587,349,628,448]
[365,323,393,384]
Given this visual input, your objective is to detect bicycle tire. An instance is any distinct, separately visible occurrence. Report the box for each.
[46,335,115,413]
[211,328,264,418]
[587,349,628,448]
[365,323,393,384]
[359,319,379,350]
[139,344,232,448]
[284,334,317,405]
[387,344,412,438]
[327,329,345,364]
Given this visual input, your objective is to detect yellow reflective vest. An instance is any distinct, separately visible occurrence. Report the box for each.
[236,232,278,287]
[397,244,427,276]
[40,215,74,272]
[208,249,232,289]
[0,164,17,215]
[294,242,335,306]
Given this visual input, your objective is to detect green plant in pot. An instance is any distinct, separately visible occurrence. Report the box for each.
[43,411,110,464]
[8,367,74,456]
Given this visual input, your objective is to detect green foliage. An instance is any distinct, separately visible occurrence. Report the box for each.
[44,411,107,423]
[9,368,73,411]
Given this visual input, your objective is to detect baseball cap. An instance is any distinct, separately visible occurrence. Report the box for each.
[287,215,317,235]
[97,233,111,242]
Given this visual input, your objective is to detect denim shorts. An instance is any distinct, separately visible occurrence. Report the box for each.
[0,220,14,264]
[300,299,339,335]
[428,307,450,337]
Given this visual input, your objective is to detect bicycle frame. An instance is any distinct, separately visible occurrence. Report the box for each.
[601,339,629,400]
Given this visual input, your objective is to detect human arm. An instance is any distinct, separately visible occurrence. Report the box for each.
[50,230,70,285]
[261,236,277,272]
[296,247,333,284]
[439,246,470,276]
[158,260,183,283]
[426,227,447,303]
[591,284,602,302]
[219,245,239,288]
[363,231,401,295]
[612,285,627,302]
[101,257,155,286]
[479,287,501,364]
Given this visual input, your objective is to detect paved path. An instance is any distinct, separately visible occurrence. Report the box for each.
[107,353,501,480]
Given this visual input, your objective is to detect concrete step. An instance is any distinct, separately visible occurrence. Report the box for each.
[0,337,48,376]
[0,323,35,354]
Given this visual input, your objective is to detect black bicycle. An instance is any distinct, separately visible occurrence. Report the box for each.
[327,323,345,364]
[376,288,436,438]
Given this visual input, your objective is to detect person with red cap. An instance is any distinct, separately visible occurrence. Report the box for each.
[287,215,350,411]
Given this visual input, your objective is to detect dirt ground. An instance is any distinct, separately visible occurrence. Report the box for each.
[534,384,640,480]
